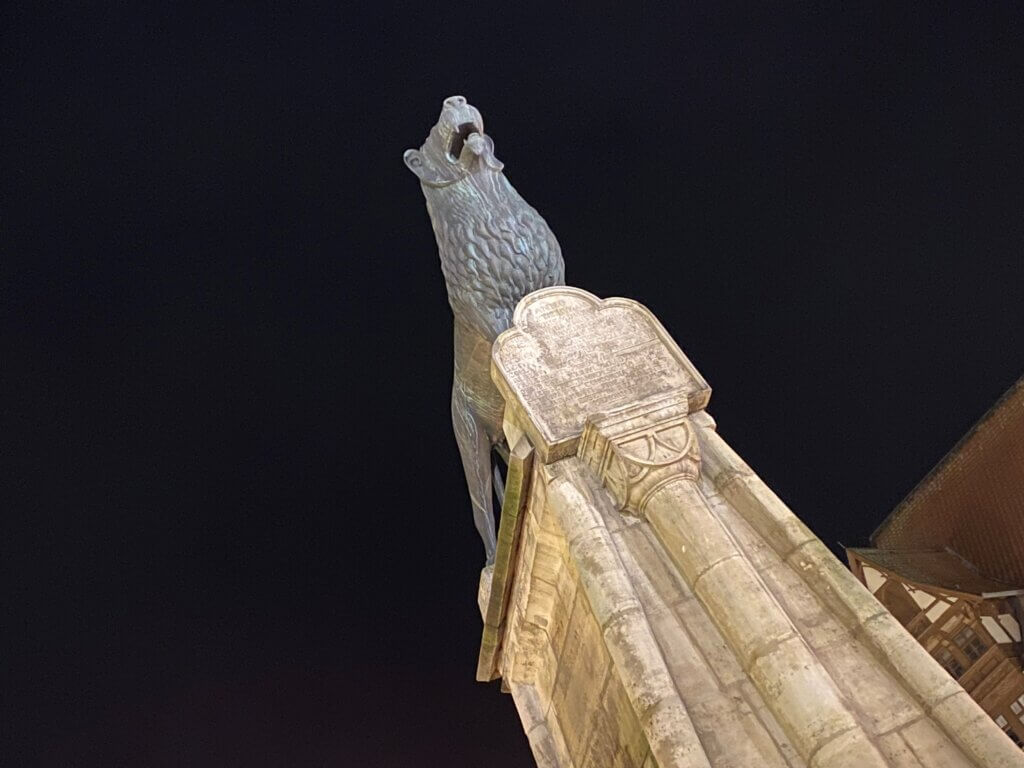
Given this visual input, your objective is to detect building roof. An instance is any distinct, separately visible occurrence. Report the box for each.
[848,547,1024,598]
[870,374,1024,586]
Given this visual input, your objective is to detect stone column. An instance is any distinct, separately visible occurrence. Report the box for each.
[486,286,1024,768]
[580,396,890,768]
[694,419,1024,768]
[545,461,712,768]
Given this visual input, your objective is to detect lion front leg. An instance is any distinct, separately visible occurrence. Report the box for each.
[451,384,497,564]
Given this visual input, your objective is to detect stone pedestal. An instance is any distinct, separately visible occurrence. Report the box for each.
[475,287,1024,768]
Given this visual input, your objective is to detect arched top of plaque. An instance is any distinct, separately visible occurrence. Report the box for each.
[492,287,711,463]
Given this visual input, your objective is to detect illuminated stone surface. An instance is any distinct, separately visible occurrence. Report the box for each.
[478,286,1024,768]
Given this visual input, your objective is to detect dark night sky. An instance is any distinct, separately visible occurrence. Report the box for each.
[4,2,1024,765]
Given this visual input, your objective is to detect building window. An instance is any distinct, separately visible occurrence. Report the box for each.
[952,624,988,663]
[995,714,1024,748]
[1012,693,1024,727]
[935,646,965,679]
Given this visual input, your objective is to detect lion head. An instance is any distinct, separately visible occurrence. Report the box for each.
[403,95,504,188]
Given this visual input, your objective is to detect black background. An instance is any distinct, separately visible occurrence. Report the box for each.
[4,2,1024,765]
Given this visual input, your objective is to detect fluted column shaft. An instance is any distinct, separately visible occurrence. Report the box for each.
[580,400,889,768]
[696,422,1024,768]
[644,474,889,767]
[545,460,713,768]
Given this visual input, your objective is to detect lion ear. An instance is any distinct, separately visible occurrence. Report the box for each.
[403,149,427,178]
[403,148,466,188]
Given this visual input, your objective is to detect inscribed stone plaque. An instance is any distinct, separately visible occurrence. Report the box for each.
[491,287,711,462]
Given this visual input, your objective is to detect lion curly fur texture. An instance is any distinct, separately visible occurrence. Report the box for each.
[405,96,565,562]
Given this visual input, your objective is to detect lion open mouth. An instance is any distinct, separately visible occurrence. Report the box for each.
[448,122,481,161]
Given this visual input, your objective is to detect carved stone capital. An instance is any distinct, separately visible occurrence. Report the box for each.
[578,394,701,517]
